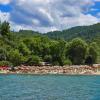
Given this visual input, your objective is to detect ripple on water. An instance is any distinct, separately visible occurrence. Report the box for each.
[0,75,100,100]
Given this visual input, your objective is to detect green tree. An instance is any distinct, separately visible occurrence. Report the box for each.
[66,38,87,65]
[85,55,93,66]
[0,47,7,61]
[18,42,31,56]
[85,42,98,65]
[0,21,10,36]
[8,49,22,66]
[23,38,42,55]
[44,55,52,63]
[50,40,66,66]
[63,59,72,66]
[0,61,12,66]
[89,42,97,63]
[26,55,41,66]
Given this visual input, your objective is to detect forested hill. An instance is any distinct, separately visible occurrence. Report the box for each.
[46,23,100,41]
[0,21,100,67]
[14,23,100,41]
[14,30,41,38]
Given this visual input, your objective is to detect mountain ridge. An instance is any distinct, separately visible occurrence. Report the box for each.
[15,23,100,41]
[45,23,100,41]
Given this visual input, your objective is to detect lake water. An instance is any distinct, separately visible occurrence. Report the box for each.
[0,75,100,100]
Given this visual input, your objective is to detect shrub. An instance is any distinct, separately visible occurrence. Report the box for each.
[44,55,52,62]
[8,49,22,66]
[66,38,87,65]
[52,61,59,66]
[0,61,12,66]
[64,59,72,66]
[26,55,42,66]
[0,47,7,61]
[85,55,94,66]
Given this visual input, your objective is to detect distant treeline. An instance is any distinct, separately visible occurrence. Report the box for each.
[0,21,100,67]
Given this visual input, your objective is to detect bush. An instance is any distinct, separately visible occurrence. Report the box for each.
[52,61,59,66]
[0,47,7,61]
[66,38,87,65]
[44,55,52,62]
[88,43,97,64]
[85,55,94,66]
[26,55,42,66]
[0,61,12,66]
[85,42,98,66]
[18,42,31,56]
[20,56,29,65]
[64,59,72,66]
[8,49,22,66]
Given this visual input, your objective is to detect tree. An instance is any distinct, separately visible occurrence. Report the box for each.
[50,40,66,66]
[8,49,22,66]
[23,38,42,55]
[26,55,41,66]
[0,61,12,66]
[89,43,97,63]
[66,38,87,65]
[0,21,1,32]
[0,21,10,36]
[63,59,72,66]
[18,42,31,56]
[0,47,7,61]
[85,55,93,66]
[85,42,98,65]
[44,55,52,63]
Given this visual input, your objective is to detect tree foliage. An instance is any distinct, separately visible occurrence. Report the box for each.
[0,21,10,36]
[66,38,87,65]
[85,42,98,65]
[0,21,99,66]
[8,49,22,66]
[26,55,41,66]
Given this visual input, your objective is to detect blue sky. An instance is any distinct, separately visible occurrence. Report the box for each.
[0,0,100,33]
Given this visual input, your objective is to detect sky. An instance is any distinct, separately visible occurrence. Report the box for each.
[0,0,100,33]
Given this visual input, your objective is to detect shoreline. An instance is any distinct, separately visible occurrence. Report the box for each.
[0,72,100,76]
[0,64,100,75]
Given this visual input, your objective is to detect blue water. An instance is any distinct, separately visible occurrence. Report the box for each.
[0,75,100,100]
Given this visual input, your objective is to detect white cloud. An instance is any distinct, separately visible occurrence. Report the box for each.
[59,14,99,29]
[1,0,100,32]
[10,22,58,33]
[0,0,11,4]
[0,11,10,22]
[97,12,100,17]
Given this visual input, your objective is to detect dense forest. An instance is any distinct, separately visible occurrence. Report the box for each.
[0,21,100,67]
[46,23,100,41]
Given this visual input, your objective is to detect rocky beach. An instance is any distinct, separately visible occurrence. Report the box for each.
[1,64,100,75]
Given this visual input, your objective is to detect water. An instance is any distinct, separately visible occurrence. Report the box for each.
[0,75,100,100]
